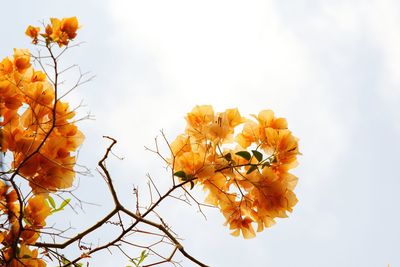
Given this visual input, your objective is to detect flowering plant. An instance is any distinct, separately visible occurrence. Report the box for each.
[0,17,299,266]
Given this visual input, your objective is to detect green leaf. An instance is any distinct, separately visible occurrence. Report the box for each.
[173,171,187,180]
[48,196,56,209]
[246,165,258,174]
[252,150,263,162]
[138,250,148,264]
[262,162,271,169]
[59,198,71,211]
[235,151,251,161]
[23,217,31,226]
[223,152,232,161]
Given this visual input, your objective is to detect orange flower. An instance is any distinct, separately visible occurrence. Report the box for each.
[0,57,13,75]
[44,24,53,36]
[1,43,84,197]
[6,245,46,267]
[24,195,51,228]
[61,17,79,39]
[25,26,40,38]
[0,19,87,264]
[20,226,40,244]
[25,26,40,44]
[31,71,46,82]
[28,155,77,194]
[0,180,9,211]
[230,217,256,239]
[13,49,31,73]
[44,17,80,47]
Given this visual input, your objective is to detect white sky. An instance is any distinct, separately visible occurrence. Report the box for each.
[2,0,400,266]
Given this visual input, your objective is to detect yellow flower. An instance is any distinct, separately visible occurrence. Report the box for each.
[186,105,214,128]
[264,128,299,170]
[236,121,259,148]
[170,134,191,157]
[254,109,287,129]
[207,108,245,142]
[186,106,245,143]
[231,216,256,239]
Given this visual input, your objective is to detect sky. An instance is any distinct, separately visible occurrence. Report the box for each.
[2,0,400,266]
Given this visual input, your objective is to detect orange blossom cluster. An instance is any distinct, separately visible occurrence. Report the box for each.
[25,17,79,47]
[170,105,300,238]
[0,17,82,265]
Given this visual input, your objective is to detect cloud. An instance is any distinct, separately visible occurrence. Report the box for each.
[109,0,309,103]
[104,1,352,266]
[366,0,400,131]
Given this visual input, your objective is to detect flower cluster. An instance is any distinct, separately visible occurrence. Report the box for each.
[26,17,79,47]
[1,17,82,265]
[170,106,300,238]
[1,181,49,266]
[1,48,84,193]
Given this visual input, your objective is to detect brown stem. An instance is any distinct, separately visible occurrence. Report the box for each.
[35,137,208,267]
